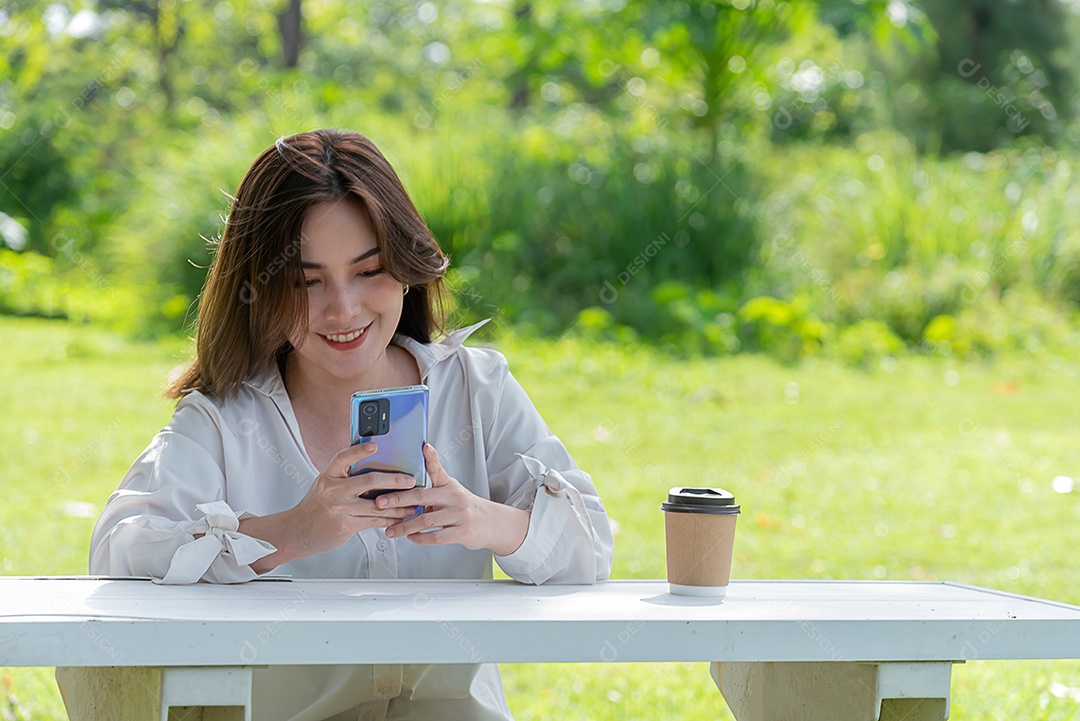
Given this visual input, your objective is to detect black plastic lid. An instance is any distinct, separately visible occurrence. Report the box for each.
[661,487,740,515]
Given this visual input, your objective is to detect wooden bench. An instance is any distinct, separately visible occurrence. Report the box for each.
[3,577,1080,720]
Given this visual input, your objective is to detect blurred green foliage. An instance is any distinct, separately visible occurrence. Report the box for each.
[2,0,1080,362]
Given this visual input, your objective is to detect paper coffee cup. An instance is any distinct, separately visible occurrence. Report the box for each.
[662,487,740,597]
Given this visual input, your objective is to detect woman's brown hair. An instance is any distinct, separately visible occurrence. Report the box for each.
[165,129,449,401]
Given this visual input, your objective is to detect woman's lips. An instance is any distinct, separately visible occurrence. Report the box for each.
[318,324,369,351]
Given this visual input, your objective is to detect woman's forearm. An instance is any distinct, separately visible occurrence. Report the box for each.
[238,512,302,574]
[239,502,529,570]
[485,503,530,557]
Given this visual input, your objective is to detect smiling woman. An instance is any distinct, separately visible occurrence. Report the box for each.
[79,129,614,721]
[166,130,448,401]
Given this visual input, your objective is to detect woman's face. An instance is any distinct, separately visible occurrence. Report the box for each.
[287,198,405,387]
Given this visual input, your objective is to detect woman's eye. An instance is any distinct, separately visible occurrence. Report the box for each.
[358,268,384,278]
[304,278,319,287]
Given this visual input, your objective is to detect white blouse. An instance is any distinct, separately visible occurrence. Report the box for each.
[89,320,614,721]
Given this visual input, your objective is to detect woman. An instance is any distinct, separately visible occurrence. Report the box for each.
[88,129,614,721]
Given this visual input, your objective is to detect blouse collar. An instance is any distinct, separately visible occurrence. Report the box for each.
[392,318,491,381]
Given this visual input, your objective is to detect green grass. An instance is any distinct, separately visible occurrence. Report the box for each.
[3,316,1080,719]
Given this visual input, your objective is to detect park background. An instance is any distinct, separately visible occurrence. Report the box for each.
[3,0,1080,718]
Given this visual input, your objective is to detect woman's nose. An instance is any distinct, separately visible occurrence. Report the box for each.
[323,279,363,322]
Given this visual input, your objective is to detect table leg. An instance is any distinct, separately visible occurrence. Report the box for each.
[56,666,253,721]
[710,661,953,721]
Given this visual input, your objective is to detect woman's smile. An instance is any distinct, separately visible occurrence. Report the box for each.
[318,324,370,350]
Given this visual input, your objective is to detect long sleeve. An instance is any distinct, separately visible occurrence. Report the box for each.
[89,397,276,584]
[475,352,614,585]
[82,330,612,721]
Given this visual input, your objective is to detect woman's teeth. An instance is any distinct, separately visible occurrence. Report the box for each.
[325,328,365,343]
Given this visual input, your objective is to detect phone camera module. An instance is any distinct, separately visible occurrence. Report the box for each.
[357,398,391,437]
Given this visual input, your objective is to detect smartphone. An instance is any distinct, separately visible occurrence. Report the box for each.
[349,385,429,518]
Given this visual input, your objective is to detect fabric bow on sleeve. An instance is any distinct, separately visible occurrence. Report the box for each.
[493,450,614,584]
[502,452,584,510]
[156,501,277,585]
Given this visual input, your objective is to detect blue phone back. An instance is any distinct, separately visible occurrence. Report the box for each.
[349,385,429,489]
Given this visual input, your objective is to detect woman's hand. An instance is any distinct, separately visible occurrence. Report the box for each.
[239,442,419,571]
[378,443,530,556]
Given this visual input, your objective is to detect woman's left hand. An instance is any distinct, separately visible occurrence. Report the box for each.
[379,443,529,556]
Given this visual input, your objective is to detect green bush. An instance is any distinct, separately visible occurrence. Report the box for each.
[417,113,762,339]
[754,131,1080,361]
[827,318,905,367]
[101,123,269,337]
[31,109,1080,365]
[0,250,65,319]
[950,289,1080,358]
[101,108,764,345]
[831,263,987,344]
[737,294,831,360]
[0,249,148,333]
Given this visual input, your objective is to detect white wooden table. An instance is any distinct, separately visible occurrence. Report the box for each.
[3,577,1080,721]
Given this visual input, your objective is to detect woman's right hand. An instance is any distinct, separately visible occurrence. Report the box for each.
[238,442,417,571]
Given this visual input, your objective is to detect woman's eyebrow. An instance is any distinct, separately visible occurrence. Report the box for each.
[301,248,380,270]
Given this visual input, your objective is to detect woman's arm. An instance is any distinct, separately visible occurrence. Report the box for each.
[480,354,614,584]
[379,348,614,583]
[377,442,531,555]
[92,396,416,584]
[90,401,277,584]
[236,442,420,572]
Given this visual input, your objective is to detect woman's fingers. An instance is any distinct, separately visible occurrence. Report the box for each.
[373,482,441,510]
[349,472,416,501]
[423,443,450,487]
[334,441,379,478]
[289,445,424,557]
[350,500,418,520]
[381,444,489,547]
[400,527,451,545]
[387,508,447,539]
[369,443,447,509]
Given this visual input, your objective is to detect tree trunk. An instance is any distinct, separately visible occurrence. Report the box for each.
[508,1,533,109]
[151,0,182,113]
[278,0,303,68]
